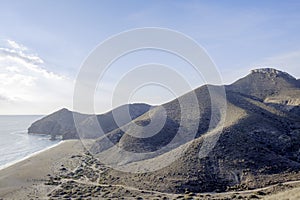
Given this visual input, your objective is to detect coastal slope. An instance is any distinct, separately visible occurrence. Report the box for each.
[22,68,300,195]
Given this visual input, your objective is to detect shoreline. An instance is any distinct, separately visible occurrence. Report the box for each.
[0,139,300,199]
[0,140,64,171]
[0,140,84,199]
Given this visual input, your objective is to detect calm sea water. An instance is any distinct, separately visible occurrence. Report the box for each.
[0,115,60,169]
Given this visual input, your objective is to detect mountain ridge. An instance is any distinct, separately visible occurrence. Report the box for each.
[28,103,152,139]
[88,68,300,193]
[27,67,300,193]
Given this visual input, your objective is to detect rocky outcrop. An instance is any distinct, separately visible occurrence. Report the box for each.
[251,68,297,80]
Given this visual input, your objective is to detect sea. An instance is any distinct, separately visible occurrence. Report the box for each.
[0,115,61,170]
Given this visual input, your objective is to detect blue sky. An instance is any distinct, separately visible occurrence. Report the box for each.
[0,0,300,114]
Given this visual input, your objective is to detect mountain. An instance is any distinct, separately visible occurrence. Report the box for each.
[28,68,300,193]
[88,68,300,193]
[228,68,300,99]
[227,68,300,116]
[28,103,151,140]
[28,108,83,140]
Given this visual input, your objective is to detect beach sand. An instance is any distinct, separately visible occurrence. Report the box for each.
[1,139,300,200]
[0,140,85,199]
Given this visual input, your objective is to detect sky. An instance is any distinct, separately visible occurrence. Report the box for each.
[0,0,300,114]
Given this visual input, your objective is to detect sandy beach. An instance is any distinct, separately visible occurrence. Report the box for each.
[0,140,85,199]
[0,139,300,199]
[0,140,179,200]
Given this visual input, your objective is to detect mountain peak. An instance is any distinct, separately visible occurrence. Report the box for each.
[228,68,299,100]
[251,68,296,80]
[58,108,70,112]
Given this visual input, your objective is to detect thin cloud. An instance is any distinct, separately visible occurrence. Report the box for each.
[0,40,44,64]
[7,39,28,51]
[0,39,73,114]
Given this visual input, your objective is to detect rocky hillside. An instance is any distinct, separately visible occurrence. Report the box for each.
[227,68,300,116]
[28,103,151,139]
[89,68,300,193]
[28,68,300,193]
[227,68,300,99]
